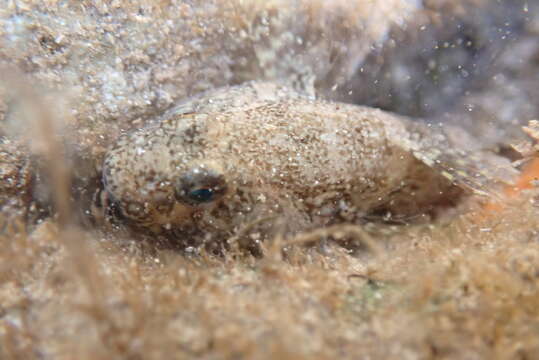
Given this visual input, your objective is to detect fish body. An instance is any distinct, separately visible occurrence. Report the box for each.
[103,82,511,242]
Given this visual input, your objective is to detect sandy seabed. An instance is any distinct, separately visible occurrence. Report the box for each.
[2,1,539,359]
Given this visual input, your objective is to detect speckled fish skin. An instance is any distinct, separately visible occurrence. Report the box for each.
[103,82,484,241]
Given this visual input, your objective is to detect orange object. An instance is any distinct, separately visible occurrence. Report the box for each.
[483,157,539,213]
[505,158,539,197]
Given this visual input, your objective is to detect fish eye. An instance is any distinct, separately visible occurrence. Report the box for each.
[187,188,215,203]
[175,165,227,206]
